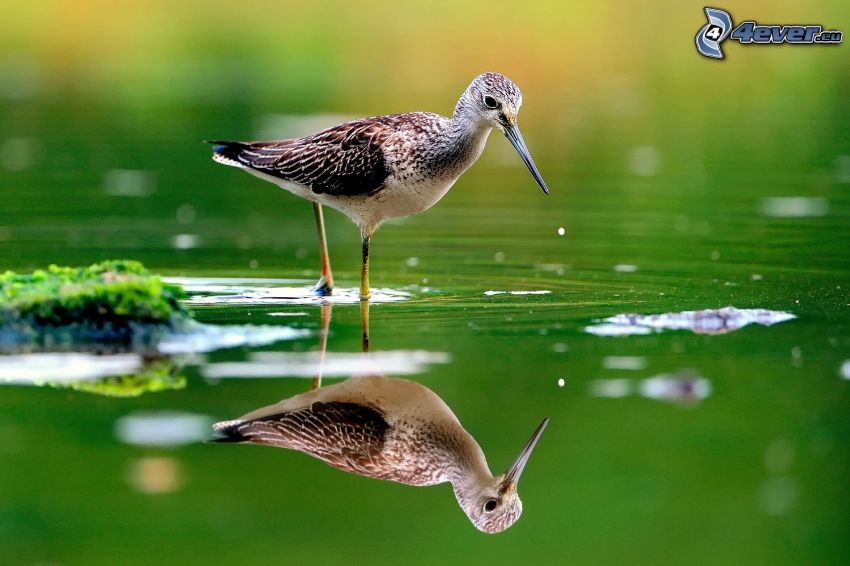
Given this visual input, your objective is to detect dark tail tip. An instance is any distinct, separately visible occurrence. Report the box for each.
[207,140,250,166]
[208,435,247,444]
[209,420,249,444]
[206,140,241,152]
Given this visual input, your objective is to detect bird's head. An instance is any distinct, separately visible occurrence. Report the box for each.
[466,72,524,132]
[456,417,549,534]
[460,72,549,195]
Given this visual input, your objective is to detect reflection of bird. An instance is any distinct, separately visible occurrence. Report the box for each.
[214,376,548,533]
[209,72,548,299]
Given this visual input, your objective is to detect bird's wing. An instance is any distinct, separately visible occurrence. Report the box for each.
[210,118,394,196]
[214,401,391,477]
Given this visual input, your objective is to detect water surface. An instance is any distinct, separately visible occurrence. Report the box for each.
[1,5,849,562]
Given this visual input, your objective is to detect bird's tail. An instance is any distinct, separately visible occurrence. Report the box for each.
[210,419,250,443]
[206,140,248,168]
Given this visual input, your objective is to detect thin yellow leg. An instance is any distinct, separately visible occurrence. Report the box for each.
[360,234,371,300]
[313,202,333,296]
[360,297,370,353]
[311,302,332,390]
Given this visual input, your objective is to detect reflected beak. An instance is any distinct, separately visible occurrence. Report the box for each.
[504,124,549,195]
[504,417,549,486]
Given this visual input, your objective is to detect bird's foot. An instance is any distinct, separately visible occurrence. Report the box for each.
[312,275,333,297]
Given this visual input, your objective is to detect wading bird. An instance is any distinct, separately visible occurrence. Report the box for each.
[210,72,548,299]
[214,376,548,533]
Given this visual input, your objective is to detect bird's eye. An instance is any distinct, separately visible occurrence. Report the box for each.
[483,96,499,109]
[484,499,498,512]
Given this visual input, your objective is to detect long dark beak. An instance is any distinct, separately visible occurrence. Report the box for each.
[504,124,549,195]
[505,417,549,485]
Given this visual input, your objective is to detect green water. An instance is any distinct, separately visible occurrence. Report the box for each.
[2,2,850,562]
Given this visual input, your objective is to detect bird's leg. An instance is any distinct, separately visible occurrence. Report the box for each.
[359,233,371,300]
[312,202,334,296]
[359,232,371,352]
[312,302,332,390]
[360,298,370,353]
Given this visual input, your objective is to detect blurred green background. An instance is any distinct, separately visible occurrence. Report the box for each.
[1,1,849,564]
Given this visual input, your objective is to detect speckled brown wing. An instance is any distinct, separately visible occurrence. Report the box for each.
[211,119,393,196]
[217,401,391,478]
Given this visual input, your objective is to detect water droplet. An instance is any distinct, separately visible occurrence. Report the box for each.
[171,234,201,250]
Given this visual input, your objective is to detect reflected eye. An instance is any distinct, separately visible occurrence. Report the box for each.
[483,96,499,109]
[484,499,498,512]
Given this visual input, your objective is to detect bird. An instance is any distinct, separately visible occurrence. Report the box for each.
[208,72,549,300]
[213,375,549,533]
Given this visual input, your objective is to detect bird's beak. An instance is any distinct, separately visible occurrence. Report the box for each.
[503,122,549,195]
[504,417,549,486]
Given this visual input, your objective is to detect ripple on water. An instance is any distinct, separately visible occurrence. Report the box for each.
[166,277,411,305]
[484,290,551,296]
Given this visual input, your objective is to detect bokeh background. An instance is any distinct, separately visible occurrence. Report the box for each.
[1,1,849,564]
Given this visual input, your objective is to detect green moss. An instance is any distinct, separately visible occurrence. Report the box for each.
[0,260,192,345]
[52,359,186,398]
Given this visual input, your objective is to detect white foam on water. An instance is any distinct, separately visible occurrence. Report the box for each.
[202,350,450,379]
[167,277,411,305]
[585,324,653,337]
[0,353,143,383]
[115,411,214,447]
[157,324,308,354]
[585,306,795,336]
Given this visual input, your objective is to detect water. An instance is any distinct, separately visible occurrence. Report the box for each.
[2,3,850,562]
